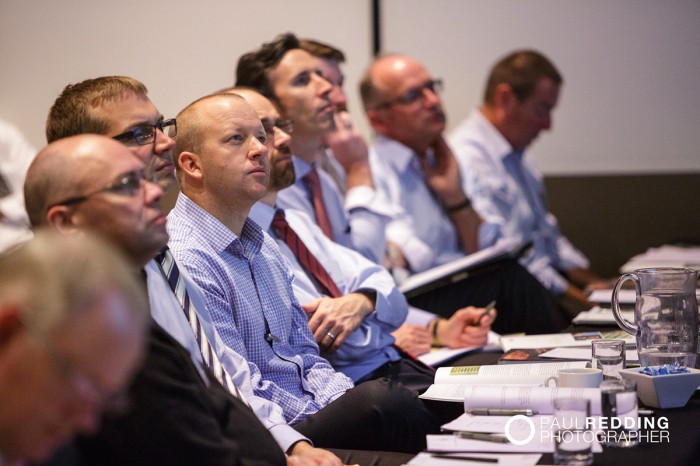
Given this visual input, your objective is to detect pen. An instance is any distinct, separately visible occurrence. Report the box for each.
[431,454,499,463]
[453,431,510,443]
[472,300,496,326]
[466,408,538,416]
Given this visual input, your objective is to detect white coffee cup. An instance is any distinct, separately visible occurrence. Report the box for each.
[545,368,603,388]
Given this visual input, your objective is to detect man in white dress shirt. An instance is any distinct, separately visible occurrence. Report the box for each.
[448,50,603,306]
[236,33,391,265]
[360,54,571,333]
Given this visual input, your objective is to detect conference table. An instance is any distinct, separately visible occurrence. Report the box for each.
[435,324,700,465]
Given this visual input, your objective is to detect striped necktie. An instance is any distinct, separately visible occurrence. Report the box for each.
[156,247,248,404]
[302,168,334,240]
[270,209,343,298]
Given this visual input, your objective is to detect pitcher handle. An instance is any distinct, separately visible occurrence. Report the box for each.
[612,273,640,336]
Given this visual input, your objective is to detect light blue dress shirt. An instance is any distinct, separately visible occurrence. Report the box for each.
[249,202,404,381]
[167,193,353,425]
[276,155,391,264]
[449,110,589,295]
[369,135,497,273]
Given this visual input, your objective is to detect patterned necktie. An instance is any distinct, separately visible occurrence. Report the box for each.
[270,209,343,298]
[156,247,248,404]
[302,168,334,240]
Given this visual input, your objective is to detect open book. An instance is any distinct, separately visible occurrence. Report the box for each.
[420,361,589,403]
[398,238,530,299]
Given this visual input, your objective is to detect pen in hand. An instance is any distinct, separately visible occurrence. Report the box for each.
[471,300,496,326]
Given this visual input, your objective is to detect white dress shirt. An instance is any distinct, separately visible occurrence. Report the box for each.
[449,110,589,294]
[369,135,497,273]
[277,155,392,264]
[249,202,405,381]
[0,120,35,254]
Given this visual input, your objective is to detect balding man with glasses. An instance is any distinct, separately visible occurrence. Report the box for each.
[360,55,571,336]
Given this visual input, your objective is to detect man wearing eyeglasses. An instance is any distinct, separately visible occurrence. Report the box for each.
[45,76,178,193]
[24,134,343,465]
[360,55,571,334]
[0,230,148,466]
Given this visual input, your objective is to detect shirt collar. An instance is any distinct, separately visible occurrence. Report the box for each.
[292,154,314,182]
[472,109,517,162]
[373,134,420,173]
[249,201,276,232]
[174,192,264,257]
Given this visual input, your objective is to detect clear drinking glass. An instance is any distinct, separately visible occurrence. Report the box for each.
[553,398,594,465]
[599,379,639,448]
[592,339,626,379]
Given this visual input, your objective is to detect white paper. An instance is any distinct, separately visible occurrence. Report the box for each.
[426,433,602,454]
[539,346,639,363]
[406,451,541,466]
[620,245,700,273]
[399,238,523,294]
[433,361,589,386]
[419,332,502,366]
[461,385,603,415]
[442,413,537,434]
[572,306,635,325]
[588,289,636,304]
[421,384,603,416]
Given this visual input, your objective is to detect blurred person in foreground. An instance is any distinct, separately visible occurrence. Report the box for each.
[0,230,148,465]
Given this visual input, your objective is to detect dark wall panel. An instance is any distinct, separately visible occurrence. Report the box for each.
[544,173,700,277]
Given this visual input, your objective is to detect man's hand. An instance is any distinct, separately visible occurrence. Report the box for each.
[287,440,355,466]
[435,306,496,349]
[302,293,374,352]
[419,135,464,205]
[420,136,482,253]
[322,111,373,190]
[391,323,432,356]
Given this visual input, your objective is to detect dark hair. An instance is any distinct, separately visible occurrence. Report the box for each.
[235,33,301,104]
[484,50,562,104]
[298,38,345,62]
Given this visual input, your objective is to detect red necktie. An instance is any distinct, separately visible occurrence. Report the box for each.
[271,209,342,298]
[303,168,334,240]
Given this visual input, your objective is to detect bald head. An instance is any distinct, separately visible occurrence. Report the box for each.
[24,135,136,227]
[24,134,167,267]
[174,93,268,226]
[173,93,246,177]
[361,55,446,154]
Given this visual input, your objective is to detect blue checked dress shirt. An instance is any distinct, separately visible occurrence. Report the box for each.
[167,193,353,424]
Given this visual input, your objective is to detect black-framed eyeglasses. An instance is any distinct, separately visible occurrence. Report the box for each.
[375,79,443,109]
[20,313,130,413]
[49,170,149,209]
[262,119,294,136]
[113,118,177,146]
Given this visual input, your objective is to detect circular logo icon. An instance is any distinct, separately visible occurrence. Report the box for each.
[505,415,536,445]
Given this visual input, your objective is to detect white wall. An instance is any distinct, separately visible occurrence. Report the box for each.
[2,0,699,176]
[0,0,372,151]
[382,0,700,175]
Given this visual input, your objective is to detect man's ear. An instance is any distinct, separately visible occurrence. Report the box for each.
[0,305,23,347]
[493,83,515,110]
[45,205,81,234]
[366,109,388,135]
[178,151,203,182]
